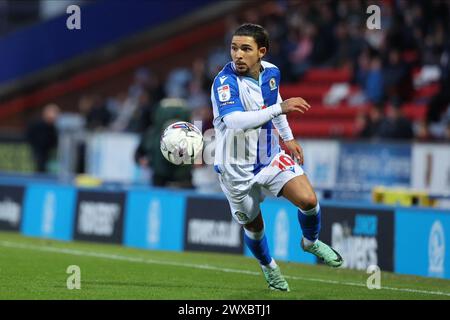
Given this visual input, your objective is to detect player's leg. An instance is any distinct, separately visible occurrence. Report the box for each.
[243,212,272,267]
[220,181,289,291]
[280,174,319,245]
[243,211,289,291]
[280,175,343,267]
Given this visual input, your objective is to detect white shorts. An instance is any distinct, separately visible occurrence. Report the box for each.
[219,151,304,225]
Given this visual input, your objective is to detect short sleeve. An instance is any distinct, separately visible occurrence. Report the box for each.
[212,76,245,117]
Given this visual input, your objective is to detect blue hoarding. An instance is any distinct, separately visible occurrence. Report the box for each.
[244,198,316,264]
[21,184,77,240]
[395,209,450,279]
[320,205,395,271]
[123,189,186,251]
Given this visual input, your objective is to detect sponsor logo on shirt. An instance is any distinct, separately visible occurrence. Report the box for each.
[218,85,231,102]
[220,101,235,106]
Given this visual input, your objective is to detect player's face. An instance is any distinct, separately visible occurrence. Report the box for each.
[231,36,266,76]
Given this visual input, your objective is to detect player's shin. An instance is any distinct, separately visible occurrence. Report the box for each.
[243,228,275,268]
[245,227,290,291]
[297,203,321,247]
[298,203,343,267]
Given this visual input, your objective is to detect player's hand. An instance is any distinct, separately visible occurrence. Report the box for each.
[280,97,311,114]
[283,139,304,165]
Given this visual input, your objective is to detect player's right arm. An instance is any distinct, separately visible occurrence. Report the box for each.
[223,98,310,130]
[212,76,310,130]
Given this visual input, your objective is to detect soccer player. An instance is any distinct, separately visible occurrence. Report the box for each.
[210,24,343,292]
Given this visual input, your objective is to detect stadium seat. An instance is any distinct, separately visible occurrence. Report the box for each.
[279,65,435,138]
[287,105,365,120]
[414,83,440,100]
[289,119,355,138]
[302,67,352,84]
[402,104,427,121]
[280,84,331,104]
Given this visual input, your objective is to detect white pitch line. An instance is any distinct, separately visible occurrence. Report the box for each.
[1,240,449,297]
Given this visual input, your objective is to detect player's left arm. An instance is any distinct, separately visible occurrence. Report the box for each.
[273,93,305,165]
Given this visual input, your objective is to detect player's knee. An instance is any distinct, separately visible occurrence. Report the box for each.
[299,192,317,211]
[244,211,264,232]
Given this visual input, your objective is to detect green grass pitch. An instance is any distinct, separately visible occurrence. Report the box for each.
[0,231,449,300]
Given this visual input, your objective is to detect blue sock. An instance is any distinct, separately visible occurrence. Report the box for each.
[297,203,321,241]
[244,230,272,266]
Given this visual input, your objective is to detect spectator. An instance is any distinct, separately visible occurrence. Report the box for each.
[164,68,192,99]
[128,67,151,100]
[78,94,111,131]
[376,101,414,139]
[26,103,60,173]
[415,120,432,141]
[289,23,315,79]
[128,67,164,107]
[425,88,450,125]
[264,40,289,78]
[126,91,155,133]
[365,55,384,105]
[356,104,383,138]
[425,47,450,130]
[135,97,193,188]
[327,21,352,67]
[354,47,371,87]
[383,48,412,103]
[310,2,336,66]
[108,91,138,132]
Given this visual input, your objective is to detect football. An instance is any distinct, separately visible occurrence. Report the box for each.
[160,121,204,165]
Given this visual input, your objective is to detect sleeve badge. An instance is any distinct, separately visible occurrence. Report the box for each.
[217,85,231,102]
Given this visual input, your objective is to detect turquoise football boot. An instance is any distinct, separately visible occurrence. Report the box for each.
[261,265,290,292]
[302,238,344,267]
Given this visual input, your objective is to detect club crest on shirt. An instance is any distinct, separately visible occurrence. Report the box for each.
[269,77,277,91]
[218,85,231,102]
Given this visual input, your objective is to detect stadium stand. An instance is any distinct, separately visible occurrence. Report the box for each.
[0,0,448,178]
[1,0,448,142]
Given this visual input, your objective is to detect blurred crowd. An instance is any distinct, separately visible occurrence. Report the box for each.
[24,0,450,185]
[245,0,450,141]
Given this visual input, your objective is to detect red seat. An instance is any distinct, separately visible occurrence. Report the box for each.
[402,104,427,121]
[279,84,330,103]
[287,105,366,120]
[302,68,351,83]
[289,119,356,138]
[278,67,429,138]
[414,83,440,99]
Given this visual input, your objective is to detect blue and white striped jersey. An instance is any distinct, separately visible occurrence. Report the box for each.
[211,60,283,186]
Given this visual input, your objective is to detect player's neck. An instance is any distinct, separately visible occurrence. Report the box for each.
[248,63,263,81]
